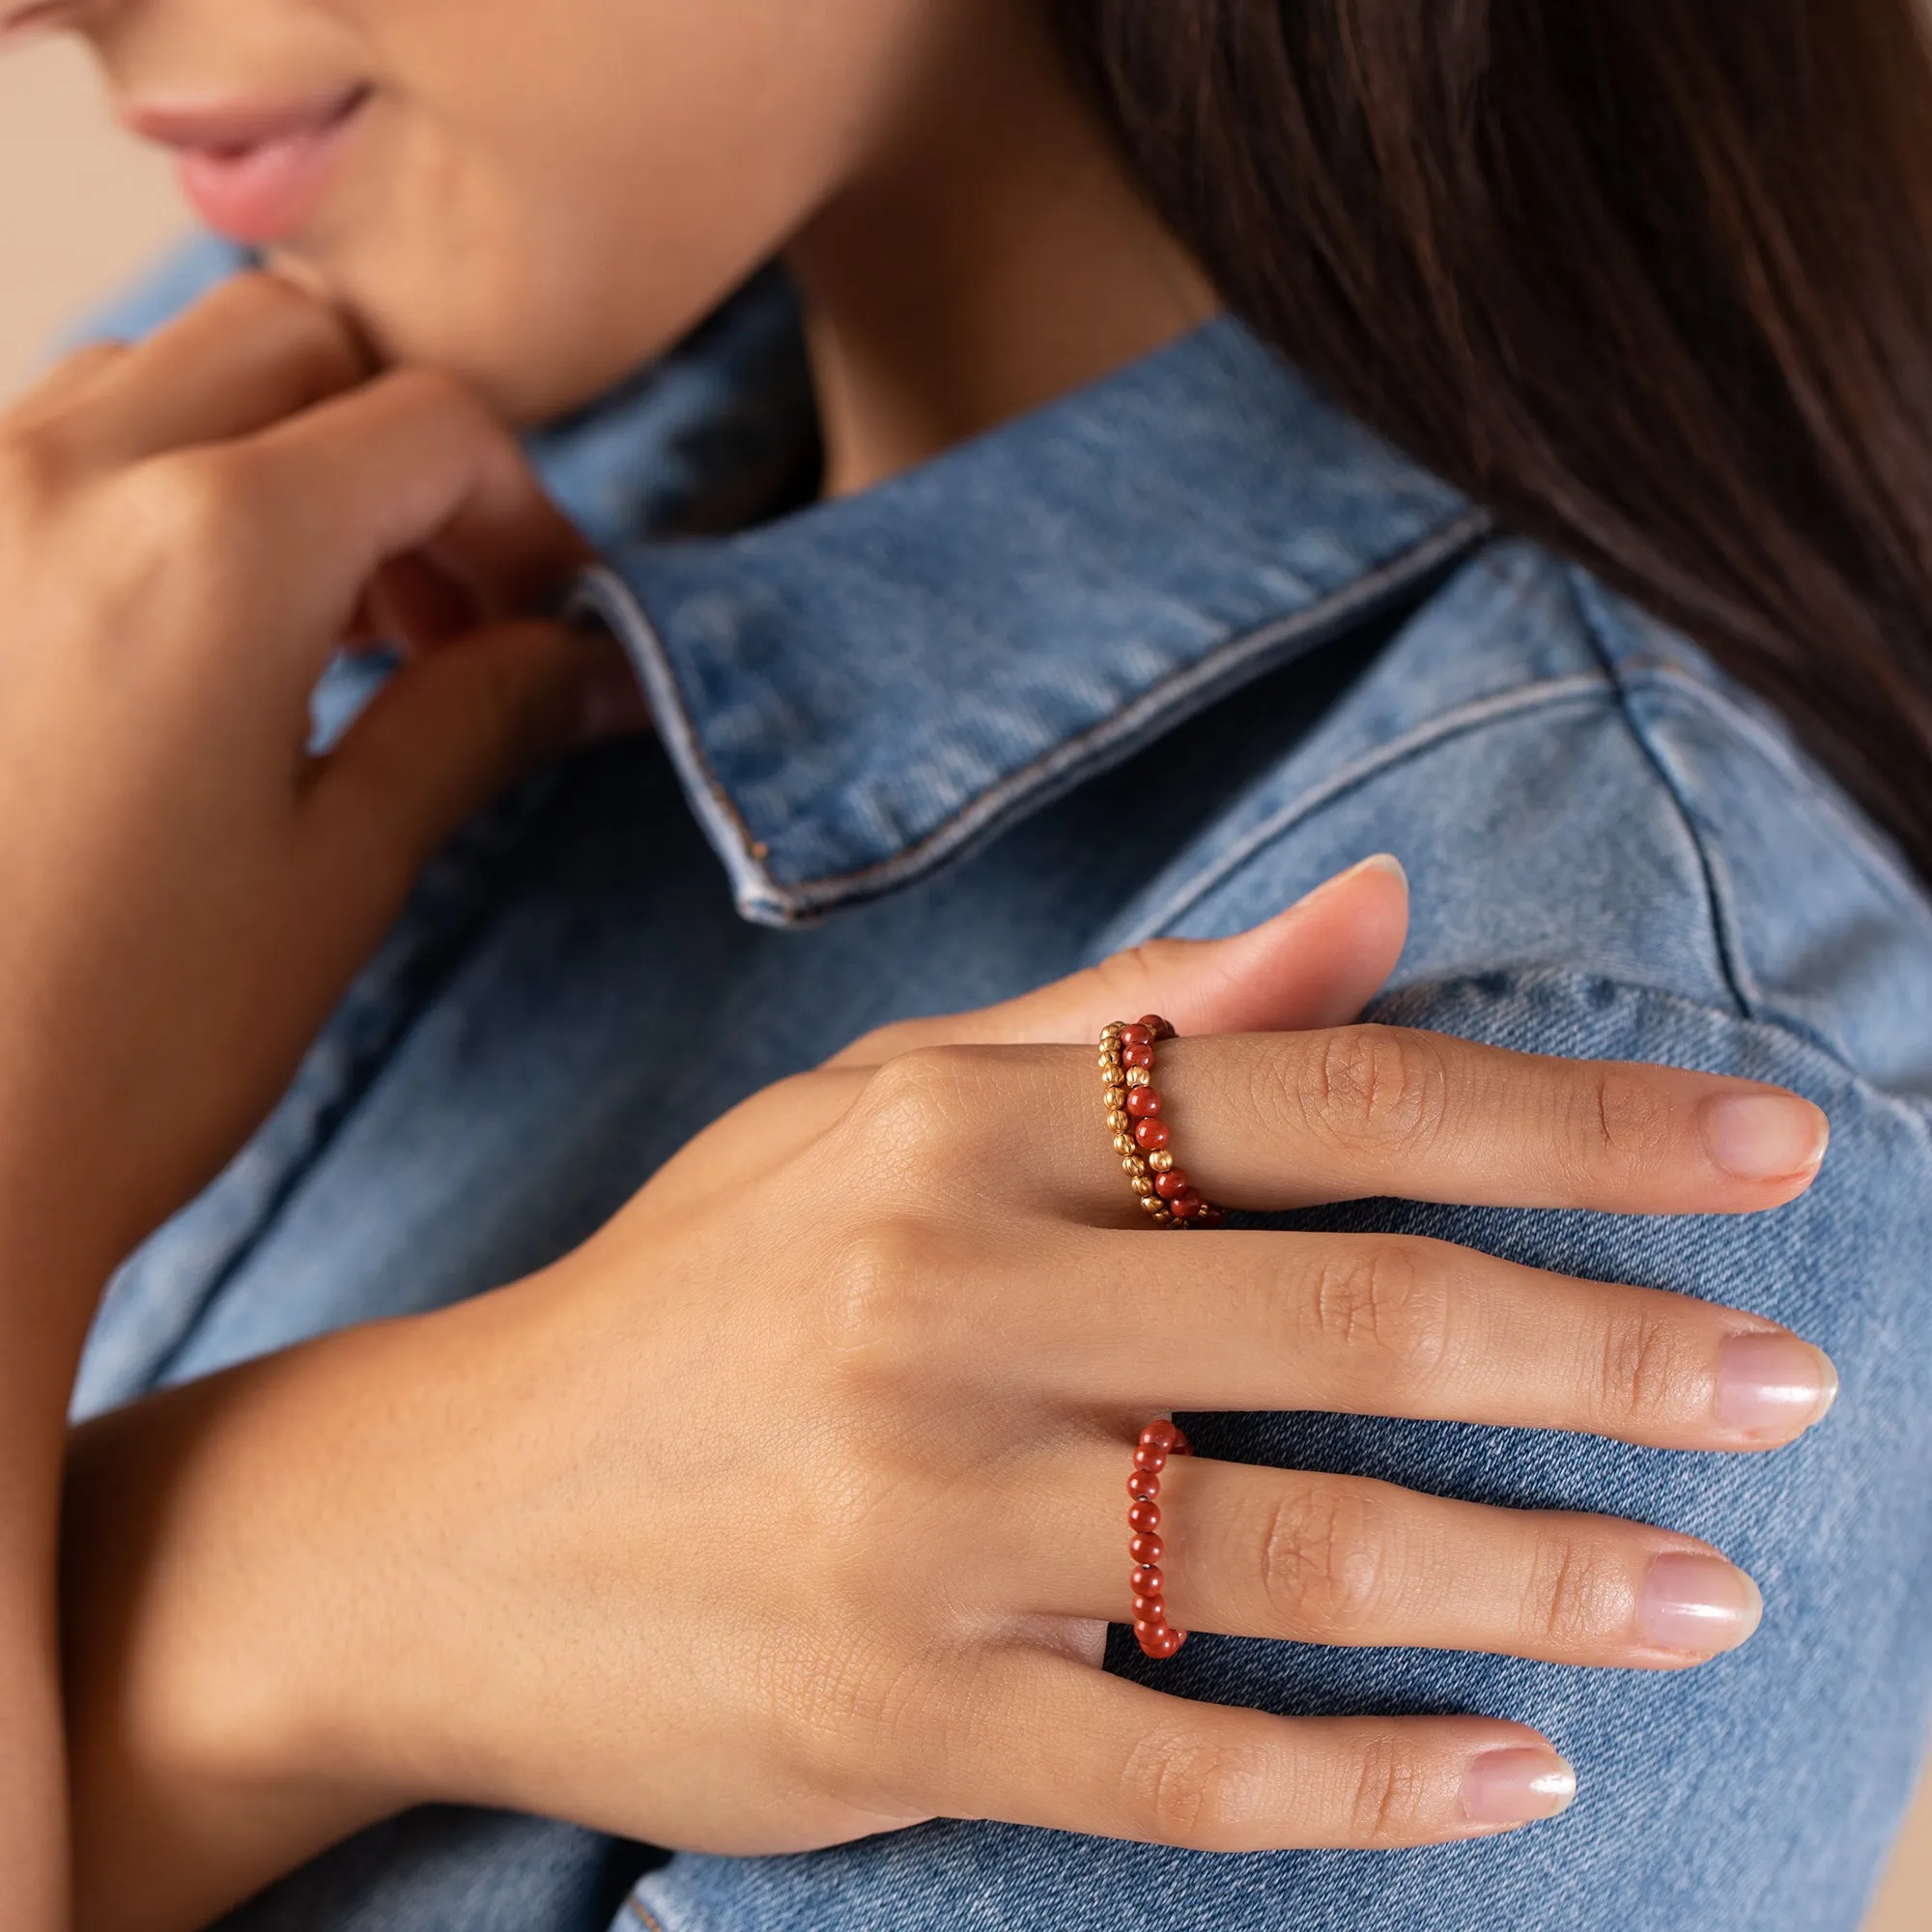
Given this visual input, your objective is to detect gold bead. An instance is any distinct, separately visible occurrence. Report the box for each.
[1101,1068,1125,1091]
[1149,1149,1175,1174]
[1141,1196,1166,1216]
[1097,1052,1120,1072]
[1131,1175,1154,1197]
[1101,1022,1124,1039]
[1125,1065,1151,1089]
[1114,1133,1135,1157]
[1122,1154,1142,1176]
[1107,1109,1131,1135]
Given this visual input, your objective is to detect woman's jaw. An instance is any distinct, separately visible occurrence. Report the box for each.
[79,0,1215,479]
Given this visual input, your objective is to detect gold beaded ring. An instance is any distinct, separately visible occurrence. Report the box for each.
[1098,1016,1226,1229]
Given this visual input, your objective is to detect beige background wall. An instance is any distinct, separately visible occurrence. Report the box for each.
[0,31,1926,1932]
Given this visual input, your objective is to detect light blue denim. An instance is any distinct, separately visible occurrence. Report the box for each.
[70,245,1932,1931]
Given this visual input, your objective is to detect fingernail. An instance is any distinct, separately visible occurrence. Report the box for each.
[1297,854,1406,906]
[1636,1553,1763,1655]
[1701,1093,1829,1180]
[1716,1331,1840,1435]
[1461,1748,1577,1826]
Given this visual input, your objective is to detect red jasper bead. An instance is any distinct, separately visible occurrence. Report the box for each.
[1127,1469,1159,1501]
[1139,1625,1184,1660]
[1129,1531,1163,1565]
[1132,1443,1167,1473]
[1139,1015,1175,1040]
[1133,1118,1171,1151]
[1120,1041,1153,1070]
[1131,1593,1166,1622]
[1169,1191,1204,1220]
[1152,1168,1190,1200]
[1140,1420,1179,1452]
[1196,1207,1227,1229]
[1127,1499,1161,1534]
[1118,1023,1153,1050]
[1124,1087,1162,1119]
[1130,1565,1164,1597]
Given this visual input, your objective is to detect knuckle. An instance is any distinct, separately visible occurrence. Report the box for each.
[1298,1026,1449,1156]
[0,424,68,506]
[1121,1724,1273,1848]
[815,1217,937,1359]
[128,450,250,549]
[1562,1065,1675,1183]
[1092,938,1191,1011]
[1346,1733,1435,1845]
[1520,1533,1626,1648]
[847,1045,993,1170]
[1306,1241,1452,1386]
[1254,1482,1391,1641]
[1594,1309,1685,1430]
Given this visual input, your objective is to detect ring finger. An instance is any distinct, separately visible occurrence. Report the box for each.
[1014,1447,1762,1669]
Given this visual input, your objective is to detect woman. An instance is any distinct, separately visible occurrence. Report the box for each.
[0,1,1924,1928]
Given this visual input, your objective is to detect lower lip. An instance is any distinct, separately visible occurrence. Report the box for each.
[174,95,367,245]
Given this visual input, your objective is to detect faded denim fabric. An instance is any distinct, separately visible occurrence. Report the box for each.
[70,248,1932,1932]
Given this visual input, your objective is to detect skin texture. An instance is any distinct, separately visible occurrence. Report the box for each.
[0,3,1842,1928]
[16,0,1217,484]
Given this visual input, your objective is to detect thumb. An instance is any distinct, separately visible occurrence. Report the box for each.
[307,620,647,888]
[831,855,1409,1068]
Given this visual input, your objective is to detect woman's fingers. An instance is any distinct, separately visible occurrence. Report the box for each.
[0,342,128,436]
[1016,1452,1760,1669]
[981,1029,1829,1217]
[938,1652,1574,1848]
[308,621,643,900]
[829,856,1410,1066]
[50,273,371,462]
[1008,1229,1836,1449]
[235,363,589,640]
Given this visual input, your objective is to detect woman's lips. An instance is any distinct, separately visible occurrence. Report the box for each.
[124,89,371,246]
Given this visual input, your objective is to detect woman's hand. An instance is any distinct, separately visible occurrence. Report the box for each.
[0,270,631,1932]
[0,273,630,1293]
[62,861,1840,1931]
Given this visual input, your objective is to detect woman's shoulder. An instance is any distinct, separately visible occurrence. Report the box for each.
[1123,536,1932,1118]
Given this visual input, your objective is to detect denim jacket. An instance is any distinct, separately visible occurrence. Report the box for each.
[69,243,1932,1932]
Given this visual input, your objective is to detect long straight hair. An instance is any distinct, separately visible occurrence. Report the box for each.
[1048,0,1932,879]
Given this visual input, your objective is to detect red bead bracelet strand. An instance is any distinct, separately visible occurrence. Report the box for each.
[1098,1016,1227,1229]
[1127,1418,1192,1658]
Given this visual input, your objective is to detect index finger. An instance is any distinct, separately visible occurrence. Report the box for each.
[1006,1026,1828,1216]
[219,365,588,653]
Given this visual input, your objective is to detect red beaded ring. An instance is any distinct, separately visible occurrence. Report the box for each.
[1098,1016,1227,1229]
[1128,1418,1192,1658]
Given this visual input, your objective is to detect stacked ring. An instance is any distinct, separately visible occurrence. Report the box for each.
[1128,1419,1192,1658]
[1097,1016,1227,1228]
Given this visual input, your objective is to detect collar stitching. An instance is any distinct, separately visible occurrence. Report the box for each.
[581,508,1492,925]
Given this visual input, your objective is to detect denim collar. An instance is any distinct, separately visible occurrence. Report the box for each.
[572,299,1488,927]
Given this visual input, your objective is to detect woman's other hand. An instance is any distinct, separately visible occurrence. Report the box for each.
[0,273,632,1292]
[62,859,1839,1931]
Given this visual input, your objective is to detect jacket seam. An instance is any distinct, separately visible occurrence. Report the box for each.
[1562,571,1754,1022]
[580,510,1492,926]
[1119,671,1614,942]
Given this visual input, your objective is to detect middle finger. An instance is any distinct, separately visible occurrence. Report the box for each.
[1002,1227,1837,1452]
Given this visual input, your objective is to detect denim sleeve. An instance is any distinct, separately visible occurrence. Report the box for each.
[629,970,1932,1932]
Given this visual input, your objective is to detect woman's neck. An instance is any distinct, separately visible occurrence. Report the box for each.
[784,6,1218,499]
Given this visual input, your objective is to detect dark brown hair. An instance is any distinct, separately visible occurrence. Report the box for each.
[1049,0,1932,877]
